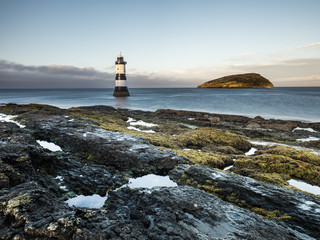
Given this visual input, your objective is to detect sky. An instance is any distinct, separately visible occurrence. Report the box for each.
[0,0,320,88]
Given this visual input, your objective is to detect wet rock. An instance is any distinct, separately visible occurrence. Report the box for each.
[23,113,187,176]
[170,164,320,239]
[106,186,308,240]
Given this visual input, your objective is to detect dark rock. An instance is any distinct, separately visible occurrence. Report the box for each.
[23,113,187,176]
[170,164,320,239]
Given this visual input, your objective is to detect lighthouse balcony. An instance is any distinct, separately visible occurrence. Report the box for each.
[115,61,127,64]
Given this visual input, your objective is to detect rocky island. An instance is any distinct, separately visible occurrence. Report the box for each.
[0,104,319,239]
[197,73,275,88]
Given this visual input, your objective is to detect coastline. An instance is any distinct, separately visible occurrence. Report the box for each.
[0,103,320,239]
[1,87,319,122]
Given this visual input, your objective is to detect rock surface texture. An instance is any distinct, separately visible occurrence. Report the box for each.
[0,104,319,239]
[197,73,275,88]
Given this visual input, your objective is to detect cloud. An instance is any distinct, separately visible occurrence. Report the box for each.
[1,58,319,88]
[0,60,186,88]
[0,60,115,88]
[295,42,320,50]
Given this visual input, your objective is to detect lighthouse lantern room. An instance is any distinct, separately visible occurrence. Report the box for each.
[113,53,130,97]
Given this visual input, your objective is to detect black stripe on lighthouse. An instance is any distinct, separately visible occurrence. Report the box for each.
[115,74,127,80]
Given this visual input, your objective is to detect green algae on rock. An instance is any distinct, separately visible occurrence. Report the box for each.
[197,73,275,88]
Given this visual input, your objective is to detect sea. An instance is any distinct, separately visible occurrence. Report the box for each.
[0,87,319,122]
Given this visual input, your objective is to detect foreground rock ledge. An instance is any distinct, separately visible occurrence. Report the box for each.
[0,104,319,239]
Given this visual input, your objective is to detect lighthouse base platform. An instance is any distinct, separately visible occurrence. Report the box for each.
[113,87,130,97]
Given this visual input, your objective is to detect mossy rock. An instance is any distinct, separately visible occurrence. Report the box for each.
[176,128,251,151]
[232,145,320,186]
[174,149,233,169]
[197,73,274,88]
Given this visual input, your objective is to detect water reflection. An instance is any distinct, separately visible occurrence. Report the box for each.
[115,96,128,109]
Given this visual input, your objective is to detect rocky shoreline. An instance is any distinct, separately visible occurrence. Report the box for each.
[0,103,319,239]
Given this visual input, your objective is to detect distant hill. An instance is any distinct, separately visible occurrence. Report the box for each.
[197,73,274,88]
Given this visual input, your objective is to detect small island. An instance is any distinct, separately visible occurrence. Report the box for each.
[197,73,275,88]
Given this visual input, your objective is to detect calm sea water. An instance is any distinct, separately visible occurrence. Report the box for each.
[0,88,319,122]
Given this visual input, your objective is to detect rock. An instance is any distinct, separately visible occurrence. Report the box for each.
[208,116,220,124]
[22,112,187,176]
[1,104,319,239]
[246,122,262,129]
[1,182,307,239]
[253,115,265,121]
[197,73,275,88]
[170,164,320,239]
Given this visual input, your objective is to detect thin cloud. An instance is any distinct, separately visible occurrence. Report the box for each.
[1,58,319,88]
[239,52,257,56]
[296,42,320,50]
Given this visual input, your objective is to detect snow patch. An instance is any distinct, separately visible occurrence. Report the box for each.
[65,193,108,208]
[292,127,317,133]
[245,147,257,156]
[37,140,62,152]
[127,126,155,133]
[127,117,158,127]
[188,118,195,120]
[211,172,223,178]
[55,176,64,181]
[298,201,320,213]
[0,113,25,128]
[223,165,233,171]
[287,179,320,195]
[180,123,198,129]
[296,136,320,142]
[60,185,68,191]
[126,117,136,123]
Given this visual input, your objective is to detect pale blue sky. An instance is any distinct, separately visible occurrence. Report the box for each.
[1,0,320,88]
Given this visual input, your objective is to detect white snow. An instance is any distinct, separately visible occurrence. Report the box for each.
[126,117,136,123]
[65,193,108,208]
[245,147,257,156]
[212,172,222,178]
[296,136,320,142]
[60,185,68,191]
[127,117,158,127]
[68,119,74,122]
[298,201,320,213]
[122,174,178,189]
[292,127,317,133]
[287,179,320,195]
[188,118,195,120]
[180,123,198,129]
[55,176,64,181]
[83,133,87,137]
[126,117,157,133]
[127,126,155,133]
[183,148,192,151]
[36,140,62,152]
[0,113,25,128]
[223,165,233,171]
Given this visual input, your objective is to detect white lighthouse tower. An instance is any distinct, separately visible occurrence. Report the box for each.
[113,53,130,97]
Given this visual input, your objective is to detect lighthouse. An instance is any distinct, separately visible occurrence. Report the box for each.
[113,53,130,97]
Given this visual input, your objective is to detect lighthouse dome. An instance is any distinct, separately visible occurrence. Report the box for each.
[117,52,123,58]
